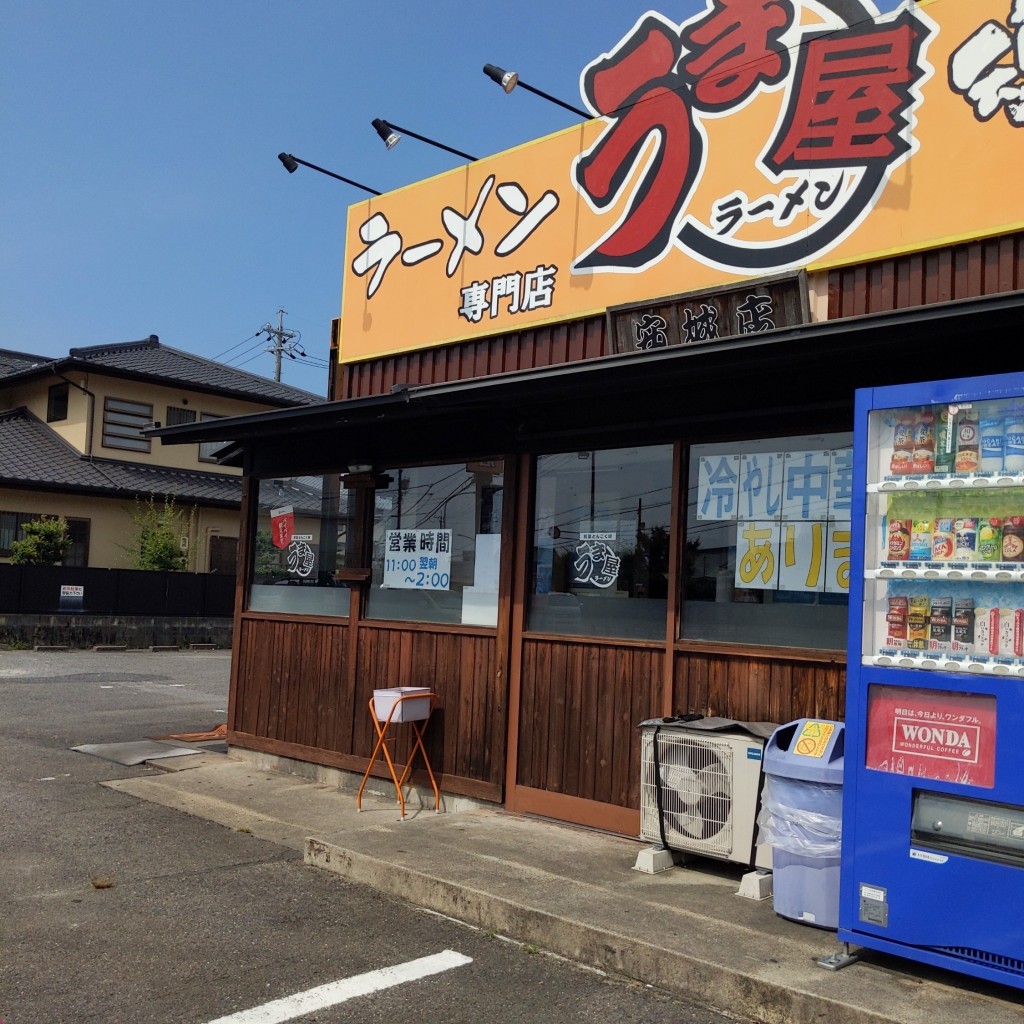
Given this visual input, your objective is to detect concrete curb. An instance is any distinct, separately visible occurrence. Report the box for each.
[304,837,893,1024]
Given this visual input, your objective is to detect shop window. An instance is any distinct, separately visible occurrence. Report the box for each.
[47,382,69,422]
[367,460,504,626]
[102,397,153,453]
[683,432,852,650]
[248,475,353,616]
[527,446,672,640]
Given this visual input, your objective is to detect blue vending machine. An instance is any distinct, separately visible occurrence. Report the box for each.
[841,371,1024,989]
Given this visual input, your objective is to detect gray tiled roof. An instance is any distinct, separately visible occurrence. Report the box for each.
[0,348,56,380]
[1,336,322,405]
[0,408,241,507]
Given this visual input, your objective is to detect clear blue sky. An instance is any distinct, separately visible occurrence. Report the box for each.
[2,1,903,396]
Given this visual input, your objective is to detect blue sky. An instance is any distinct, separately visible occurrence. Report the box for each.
[2,1,903,396]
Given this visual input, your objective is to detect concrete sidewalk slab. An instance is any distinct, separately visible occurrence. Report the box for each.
[103,754,1024,1024]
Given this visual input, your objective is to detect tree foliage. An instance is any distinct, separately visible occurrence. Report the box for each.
[126,496,194,571]
[10,516,72,565]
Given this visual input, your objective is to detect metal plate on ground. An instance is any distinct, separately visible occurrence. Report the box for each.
[71,740,205,765]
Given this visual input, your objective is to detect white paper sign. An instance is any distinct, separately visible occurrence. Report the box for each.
[737,452,785,520]
[781,450,832,522]
[697,454,740,521]
[383,529,453,590]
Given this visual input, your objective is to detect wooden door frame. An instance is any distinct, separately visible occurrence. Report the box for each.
[503,446,680,836]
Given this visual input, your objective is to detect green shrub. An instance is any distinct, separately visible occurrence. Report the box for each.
[10,516,72,565]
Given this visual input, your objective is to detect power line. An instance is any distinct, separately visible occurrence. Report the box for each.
[211,332,261,362]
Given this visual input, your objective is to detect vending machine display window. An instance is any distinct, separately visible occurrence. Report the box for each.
[861,389,1024,677]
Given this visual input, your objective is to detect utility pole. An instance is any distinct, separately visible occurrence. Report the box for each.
[257,308,304,382]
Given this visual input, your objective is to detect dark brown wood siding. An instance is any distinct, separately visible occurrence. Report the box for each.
[229,615,505,802]
[514,638,844,813]
[516,639,665,810]
[673,649,845,726]
[829,232,1024,318]
[336,315,607,400]
[232,617,352,751]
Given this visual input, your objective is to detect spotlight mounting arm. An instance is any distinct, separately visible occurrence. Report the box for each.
[482,64,588,118]
[371,119,477,162]
[277,153,381,196]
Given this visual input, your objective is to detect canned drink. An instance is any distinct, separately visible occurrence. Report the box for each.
[954,412,980,473]
[911,410,935,474]
[932,518,955,560]
[907,595,930,650]
[934,408,955,474]
[978,518,1003,561]
[1002,517,1024,560]
[890,412,915,474]
[954,517,978,559]
[953,598,975,652]
[1004,411,1024,473]
[910,519,933,560]
[886,596,908,647]
[979,417,1004,472]
[975,606,998,656]
[998,607,1017,658]
[928,596,952,651]
[887,519,912,560]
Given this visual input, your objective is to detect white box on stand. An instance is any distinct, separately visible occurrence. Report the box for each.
[372,686,432,722]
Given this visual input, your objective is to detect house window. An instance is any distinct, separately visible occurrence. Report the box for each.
[198,412,226,463]
[527,445,672,640]
[682,431,852,650]
[0,511,88,564]
[367,460,505,626]
[165,405,196,426]
[102,397,153,453]
[0,512,34,555]
[47,383,69,422]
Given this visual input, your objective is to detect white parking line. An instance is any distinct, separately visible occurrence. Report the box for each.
[203,949,472,1024]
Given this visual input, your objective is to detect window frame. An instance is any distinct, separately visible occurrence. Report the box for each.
[525,444,673,641]
[198,412,226,463]
[47,382,70,423]
[101,397,153,453]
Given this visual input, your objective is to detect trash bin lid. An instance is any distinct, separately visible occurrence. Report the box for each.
[763,718,844,783]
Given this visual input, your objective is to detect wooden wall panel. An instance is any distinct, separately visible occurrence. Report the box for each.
[230,617,505,800]
[829,232,1024,319]
[336,315,608,400]
[516,638,665,810]
[672,650,845,725]
[351,627,504,794]
[232,618,350,746]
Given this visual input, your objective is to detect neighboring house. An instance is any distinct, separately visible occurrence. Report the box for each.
[0,335,321,572]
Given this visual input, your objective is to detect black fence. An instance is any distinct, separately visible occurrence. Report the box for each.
[0,564,236,617]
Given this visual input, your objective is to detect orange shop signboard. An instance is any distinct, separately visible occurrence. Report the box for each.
[339,0,1024,363]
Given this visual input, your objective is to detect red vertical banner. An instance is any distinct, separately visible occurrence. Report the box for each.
[866,685,996,787]
[270,505,294,550]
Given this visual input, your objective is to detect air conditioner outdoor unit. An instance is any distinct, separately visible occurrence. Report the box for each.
[639,722,771,869]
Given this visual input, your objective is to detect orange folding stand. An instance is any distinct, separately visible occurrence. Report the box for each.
[357,690,441,819]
